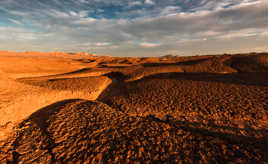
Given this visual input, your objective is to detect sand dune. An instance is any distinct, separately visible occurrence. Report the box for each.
[0,52,267,163]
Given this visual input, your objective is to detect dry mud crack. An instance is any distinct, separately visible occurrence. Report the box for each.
[1,99,267,163]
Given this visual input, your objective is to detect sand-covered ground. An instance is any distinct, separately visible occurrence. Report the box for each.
[0,51,267,163]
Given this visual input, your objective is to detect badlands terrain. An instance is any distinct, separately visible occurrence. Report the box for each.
[0,51,267,163]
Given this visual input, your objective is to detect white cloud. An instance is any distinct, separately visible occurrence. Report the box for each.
[121,1,268,39]
[69,10,89,18]
[47,9,70,18]
[4,10,29,16]
[72,17,96,24]
[95,42,111,46]
[139,42,160,47]
[69,11,78,17]
[145,0,155,5]
[160,6,181,16]
[0,26,53,40]
[233,0,262,8]
[8,18,22,25]
[128,1,143,7]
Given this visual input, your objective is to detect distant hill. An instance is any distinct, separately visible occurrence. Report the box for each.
[161,54,177,58]
[0,51,102,59]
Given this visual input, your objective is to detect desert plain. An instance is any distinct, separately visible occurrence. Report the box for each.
[0,51,267,163]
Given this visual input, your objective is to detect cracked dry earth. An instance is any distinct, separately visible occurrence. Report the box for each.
[0,54,268,163]
[1,99,267,163]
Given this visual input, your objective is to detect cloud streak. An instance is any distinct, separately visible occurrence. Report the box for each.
[0,0,267,56]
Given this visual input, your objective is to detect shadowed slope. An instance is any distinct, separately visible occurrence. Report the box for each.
[0,99,267,163]
[225,54,268,72]
[124,65,184,82]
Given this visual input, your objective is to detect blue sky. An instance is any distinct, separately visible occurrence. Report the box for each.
[0,0,268,56]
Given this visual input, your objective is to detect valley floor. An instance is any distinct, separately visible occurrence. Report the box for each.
[0,52,267,163]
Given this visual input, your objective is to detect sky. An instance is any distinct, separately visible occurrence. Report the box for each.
[0,0,268,57]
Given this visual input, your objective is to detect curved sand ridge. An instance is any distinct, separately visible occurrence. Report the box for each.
[0,75,112,139]
[0,53,267,163]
